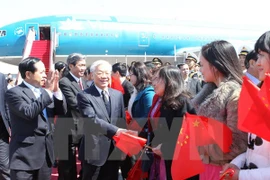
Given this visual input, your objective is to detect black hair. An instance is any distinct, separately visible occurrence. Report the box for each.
[19,57,41,79]
[84,65,91,76]
[129,61,152,92]
[112,62,127,77]
[55,61,67,72]
[155,65,191,110]
[244,50,258,69]
[177,63,186,69]
[201,40,243,84]
[255,31,270,54]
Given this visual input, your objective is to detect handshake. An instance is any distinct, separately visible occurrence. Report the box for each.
[113,128,147,157]
[115,128,138,137]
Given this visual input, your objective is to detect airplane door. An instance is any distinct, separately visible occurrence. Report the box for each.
[138,32,149,47]
[25,23,39,40]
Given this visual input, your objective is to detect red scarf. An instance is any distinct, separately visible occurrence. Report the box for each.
[148,94,162,132]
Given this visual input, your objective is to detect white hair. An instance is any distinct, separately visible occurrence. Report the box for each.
[90,60,112,73]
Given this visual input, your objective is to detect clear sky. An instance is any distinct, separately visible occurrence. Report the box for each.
[0,0,268,31]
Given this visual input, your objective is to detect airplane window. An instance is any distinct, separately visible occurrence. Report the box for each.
[0,30,6,37]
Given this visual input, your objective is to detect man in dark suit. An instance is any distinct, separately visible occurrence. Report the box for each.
[57,53,87,180]
[0,72,10,180]
[178,63,202,97]
[77,60,133,180]
[112,62,134,108]
[5,57,66,180]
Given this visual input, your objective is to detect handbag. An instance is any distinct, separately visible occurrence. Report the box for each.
[149,154,167,180]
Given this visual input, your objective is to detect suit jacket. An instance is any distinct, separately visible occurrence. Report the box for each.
[186,78,202,97]
[122,79,134,108]
[0,73,10,138]
[59,73,87,144]
[77,84,126,166]
[5,82,67,170]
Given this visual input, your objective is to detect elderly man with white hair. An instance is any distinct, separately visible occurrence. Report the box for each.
[77,60,133,180]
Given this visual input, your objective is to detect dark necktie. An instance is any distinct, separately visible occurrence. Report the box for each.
[78,79,83,90]
[101,90,111,116]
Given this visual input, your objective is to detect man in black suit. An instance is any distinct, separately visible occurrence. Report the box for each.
[5,57,66,180]
[178,63,202,97]
[57,53,87,180]
[77,60,133,180]
[0,72,10,180]
[112,62,134,108]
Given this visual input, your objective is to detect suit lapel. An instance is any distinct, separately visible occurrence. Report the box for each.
[71,81,82,92]
[89,86,110,122]
[20,83,48,123]
[67,73,81,92]
[109,89,116,120]
[21,83,37,101]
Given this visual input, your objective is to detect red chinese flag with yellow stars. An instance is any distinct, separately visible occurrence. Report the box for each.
[113,132,147,156]
[171,113,232,180]
[239,75,270,141]
[171,115,205,180]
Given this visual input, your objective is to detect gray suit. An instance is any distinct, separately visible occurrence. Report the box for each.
[0,73,10,180]
[59,73,87,143]
[77,84,126,180]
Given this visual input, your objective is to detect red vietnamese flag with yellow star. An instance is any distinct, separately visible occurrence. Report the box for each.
[238,75,270,141]
[171,113,232,180]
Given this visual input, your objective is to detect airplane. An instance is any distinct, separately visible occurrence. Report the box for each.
[0,14,265,67]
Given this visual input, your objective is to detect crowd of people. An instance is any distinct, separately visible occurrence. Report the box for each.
[0,30,269,180]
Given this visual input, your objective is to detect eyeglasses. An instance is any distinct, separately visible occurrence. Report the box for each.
[94,71,111,77]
